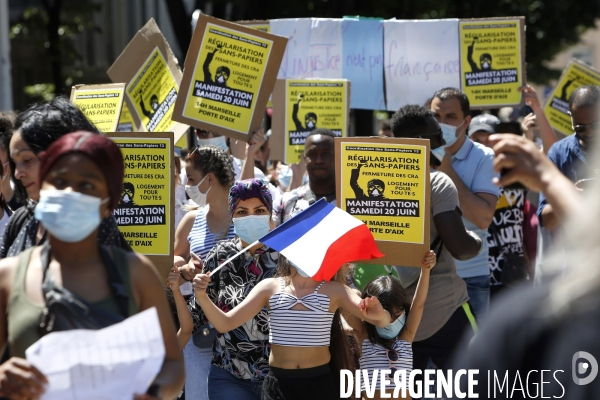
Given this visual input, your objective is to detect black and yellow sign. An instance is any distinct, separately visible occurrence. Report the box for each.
[107,18,188,143]
[335,137,431,268]
[126,48,179,133]
[174,14,287,141]
[70,83,125,132]
[543,59,600,136]
[459,18,525,108]
[284,79,348,164]
[107,132,174,278]
[116,101,135,132]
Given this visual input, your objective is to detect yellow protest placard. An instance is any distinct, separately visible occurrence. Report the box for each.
[543,59,600,136]
[108,132,174,278]
[174,15,287,141]
[126,48,179,133]
[335,137,431,267]
[283,79,348,164]
[459,18,525,108]
[70,83,125,132]
[117,101,135,132]
[107,19,189,143]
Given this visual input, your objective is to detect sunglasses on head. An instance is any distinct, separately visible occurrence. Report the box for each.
[573,121,600,134]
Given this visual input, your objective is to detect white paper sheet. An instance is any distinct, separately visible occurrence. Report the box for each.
[384,19,460,111]
[26,307,165,400]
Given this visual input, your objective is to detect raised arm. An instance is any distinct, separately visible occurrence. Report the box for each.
[334,282,391,328]
[167,268,193,348]
[193,273,273,333]
[519,85,557,153]
[130,254,185,399]
[399,252,435,343]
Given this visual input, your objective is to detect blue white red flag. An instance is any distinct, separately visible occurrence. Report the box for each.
[260,199,383,281]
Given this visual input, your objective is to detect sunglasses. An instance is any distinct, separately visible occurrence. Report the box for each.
[386,349,399,380]
[573,121,600,134]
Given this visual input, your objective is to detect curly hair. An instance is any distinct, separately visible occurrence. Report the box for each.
[390,104,435,138]
[187,145,235,188]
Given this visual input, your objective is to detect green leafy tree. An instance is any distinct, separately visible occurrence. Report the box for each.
[10,1,100,103]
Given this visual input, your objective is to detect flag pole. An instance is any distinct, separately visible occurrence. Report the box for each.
[209,240,260,275]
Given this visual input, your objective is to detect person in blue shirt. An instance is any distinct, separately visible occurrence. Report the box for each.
[430,88,500,323]
[537,85,600,231]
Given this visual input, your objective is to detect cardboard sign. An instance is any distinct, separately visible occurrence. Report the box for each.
[543,59,600,136]
[238,20,271,33]
[335,137,431,267]
[459,17,525,108]
[117,102,136,132]
[107,19,188,142]
[70,84,125,132]
[107,132,174,278]
[173,14,287,141]
[271,78,350,163]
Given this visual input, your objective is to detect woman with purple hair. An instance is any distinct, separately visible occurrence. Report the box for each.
[192,178,277,400]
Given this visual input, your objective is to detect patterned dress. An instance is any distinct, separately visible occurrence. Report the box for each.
[191,237,278,382]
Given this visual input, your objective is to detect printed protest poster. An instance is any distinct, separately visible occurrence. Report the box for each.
[459,18,525,108]
[107,132,174,278]
[107,19,188,143]
[543,59,600,136]
[174,14,287,141]
[335,137,430,267]
[117,102,135,132]
[69,83,125,132]
[270,78,349,163]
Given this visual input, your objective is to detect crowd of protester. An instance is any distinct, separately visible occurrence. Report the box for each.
[0,79,596,400]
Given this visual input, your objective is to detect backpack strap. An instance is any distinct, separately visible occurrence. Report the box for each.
[431,235,444,259]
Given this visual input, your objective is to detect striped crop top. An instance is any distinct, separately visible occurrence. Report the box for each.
[268,278,334,347]
[359,339,412,391]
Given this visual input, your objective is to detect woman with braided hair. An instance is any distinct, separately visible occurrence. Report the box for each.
[173,144,236,399]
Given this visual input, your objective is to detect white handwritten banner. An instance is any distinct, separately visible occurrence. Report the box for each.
[308,19,343,79]
[342,18,385,110]
[384,19,460,111]
[271,18,312,79]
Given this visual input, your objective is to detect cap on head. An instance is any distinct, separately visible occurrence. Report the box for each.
[468,114,500,137]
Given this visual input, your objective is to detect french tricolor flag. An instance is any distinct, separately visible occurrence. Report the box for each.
[260,199,383,281]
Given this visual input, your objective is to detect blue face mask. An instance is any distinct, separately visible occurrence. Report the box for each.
[439,121,465,148]
[35,190,109,243]
[278,166,293,189]
[376,313,406,339]
[233,215,271,244]
[431,147,445,162]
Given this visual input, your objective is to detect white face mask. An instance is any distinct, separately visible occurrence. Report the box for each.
[217,76,225,84]
[198,136,229,153]
[35,190,109,243]
[185,174,211,207]
[431,147,446,162]
[439,120,466,148]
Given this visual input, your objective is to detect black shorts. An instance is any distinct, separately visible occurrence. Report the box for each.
[262,364,338,400]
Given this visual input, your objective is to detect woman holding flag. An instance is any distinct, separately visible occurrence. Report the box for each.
[194,198,435,399]
[191,178,278,400]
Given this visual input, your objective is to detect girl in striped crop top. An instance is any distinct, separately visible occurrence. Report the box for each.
[194,255,395,400]
[344,252,436,400]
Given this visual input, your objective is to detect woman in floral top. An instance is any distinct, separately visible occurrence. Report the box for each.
[191,179,277,400]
